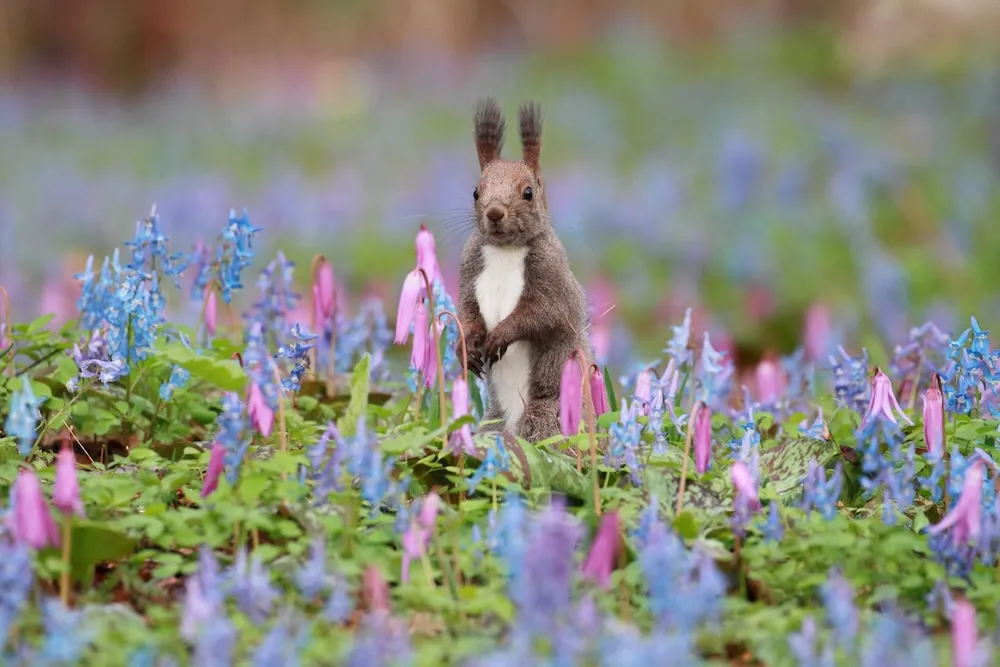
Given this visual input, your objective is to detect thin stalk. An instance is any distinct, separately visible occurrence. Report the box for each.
[676,401,702,516]
[122,315,134,445]
[59,513,72,605]
[577,347,601,516]
[192,279,217,342]
[438,309,469,499]
[272,365,289,480]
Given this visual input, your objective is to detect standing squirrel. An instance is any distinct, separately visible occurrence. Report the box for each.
[457,97,592,442]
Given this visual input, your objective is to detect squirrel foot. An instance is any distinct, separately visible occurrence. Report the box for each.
[518,397,559,443]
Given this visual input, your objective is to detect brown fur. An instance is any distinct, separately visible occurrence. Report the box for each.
[458,98,592,442]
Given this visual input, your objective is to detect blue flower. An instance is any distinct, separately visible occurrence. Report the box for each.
[5,375,45,456]
[801,460,843,520]
[761,503,784,543]
[216,393,249,485]
[37,597,93,664]
[124,207,189,287]
[159,365,191,401]
[468,435,511,496]
[224,548,278,624]
[0,541,32,642]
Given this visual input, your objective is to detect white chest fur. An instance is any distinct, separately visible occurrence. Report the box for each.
[475,245,531,428]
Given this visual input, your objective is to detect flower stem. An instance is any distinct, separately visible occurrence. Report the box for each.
[417,269,447,433]
[59,513,72,606]
[676,401,702,516]
[438,309,469,499]
[576,347,601,516]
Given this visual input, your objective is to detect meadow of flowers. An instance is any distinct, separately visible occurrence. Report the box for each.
[2,33,1000,667]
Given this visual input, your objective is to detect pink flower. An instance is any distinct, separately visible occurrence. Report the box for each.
[755,359,785,404]
[803,301,832,362]
[693,402,713,474]
[394,269,423,344]
[247,381,275,438]
[449,378,475,455]
[952,597,977,667]
[422,323,443,390]
[635,369,654,415]
[312,284,325,329]
[559,355,583,437]
[52,445,84,517]
[923,374,945,456]
[204,287,218,337]
[730,461,762,511]
[930,460,984,545]
[401,492,441,583]
[861,368,913,427]
[201,442,226,498]
[410,301,430,374]
[581,510,621,589]
[7,468,61,549]
[415,224,441,286]
[314,258,335,320]
[0,322,9,350]
[590,366,610,417]
[363,565,391,612]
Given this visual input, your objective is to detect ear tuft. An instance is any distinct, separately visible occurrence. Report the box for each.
[518,102,543,174]
[474,98,505,170]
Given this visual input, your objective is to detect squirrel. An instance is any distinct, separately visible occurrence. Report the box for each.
[457,97,593,443]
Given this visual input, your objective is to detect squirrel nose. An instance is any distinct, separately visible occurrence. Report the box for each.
[485,206,506,223]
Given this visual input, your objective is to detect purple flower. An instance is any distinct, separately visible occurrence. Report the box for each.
[394,270,423,345]
[693,402,712,474]
[53,445,84,517]
[861,368,912,428]
[560,354,583,437]
[581,510,621,589]
[923,374,945,456]
[929,460,984,546]
[201,442,226,499]
[7,467,60,549]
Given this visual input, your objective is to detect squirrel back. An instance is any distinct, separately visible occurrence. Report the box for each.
[457,98,592,442]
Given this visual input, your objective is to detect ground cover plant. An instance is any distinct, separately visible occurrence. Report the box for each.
[2,205,1000,666]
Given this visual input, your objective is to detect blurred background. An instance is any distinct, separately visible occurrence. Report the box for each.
[2,0,1000,369]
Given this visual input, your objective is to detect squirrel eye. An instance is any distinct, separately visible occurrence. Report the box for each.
[473,188,479,201]
[523,187,533,201]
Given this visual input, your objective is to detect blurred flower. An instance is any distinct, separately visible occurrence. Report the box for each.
[788,616,834,667]
[731,460,761,537]
[560,355,583,437]
[215,393,249,485]
[468,435,511,496]
[581,510,622,589]
[4,375,44,456]
[608,399,643,484]
[201,443,226,499]
[362,565,391,614]
[400,492,440,584]
[204,287,218,337]
[158,364,191,401]
[247,381,275,438]
[225,548,278,624]
[0,540,32,643]
[634,368,654,414]
[755,358,785,405]
[952,597,977,667]
[804,302,833,363]
[761,503,784,542]
[821,570,858,650]
[7,467,60,549]
[693,402,712,474]
[37,597,93,664]
[929,460,984,546]
[663,307,693,367]
[923,374,945,456]
[53,445,84,517]
[801,459,843,520]
[313,257,335,322]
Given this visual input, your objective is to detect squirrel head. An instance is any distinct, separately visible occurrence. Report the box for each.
[472,97,548,247]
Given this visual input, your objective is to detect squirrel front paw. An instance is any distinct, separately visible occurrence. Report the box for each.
[463,324,487,378]
[482,327,511,367]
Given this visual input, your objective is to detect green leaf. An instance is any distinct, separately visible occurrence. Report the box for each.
[500,435,591,500]
[673,510,699,540]
[27,314,55,333]
[337,354,371,438]
[603,366,617,411]
[67,521,137,583]
[157,340,246,392]
[759,438,841,499]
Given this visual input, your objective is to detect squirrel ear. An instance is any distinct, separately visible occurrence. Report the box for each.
[518,102,543,174]
[474,97,505,171]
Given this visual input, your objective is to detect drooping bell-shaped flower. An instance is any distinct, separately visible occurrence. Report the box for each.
[731,461,761,511]
[860,368,913,427]
[394,270,423,345]
[415,224,441,286]
[314,257,335,320]
[581,510,622,589]
[202,442,226,498]
[929,459,984,546]
[53,445,84,517]
[693,402,712,474]
[247,381,275,438]
[410,301,430,374]
[803,301,832,362]
[7,468,61,549]
[197,283,216,340]
[449,378,475,455]
[755,358,785,404]
[559,355,583,437]
[401,492,441,583]
[363,565,391,613]
[923,374,945,456]
[952,597,977,667]
[634,369,654,415]
[590,365,610,417]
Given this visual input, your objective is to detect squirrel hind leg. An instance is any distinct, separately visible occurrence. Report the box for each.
[480,405,506,434]
[518,397,559,443]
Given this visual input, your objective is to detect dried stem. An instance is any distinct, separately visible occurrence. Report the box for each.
[576,347,601,516]
[676,400,702,516]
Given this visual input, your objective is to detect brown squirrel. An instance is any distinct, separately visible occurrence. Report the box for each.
[457,97,592,442]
